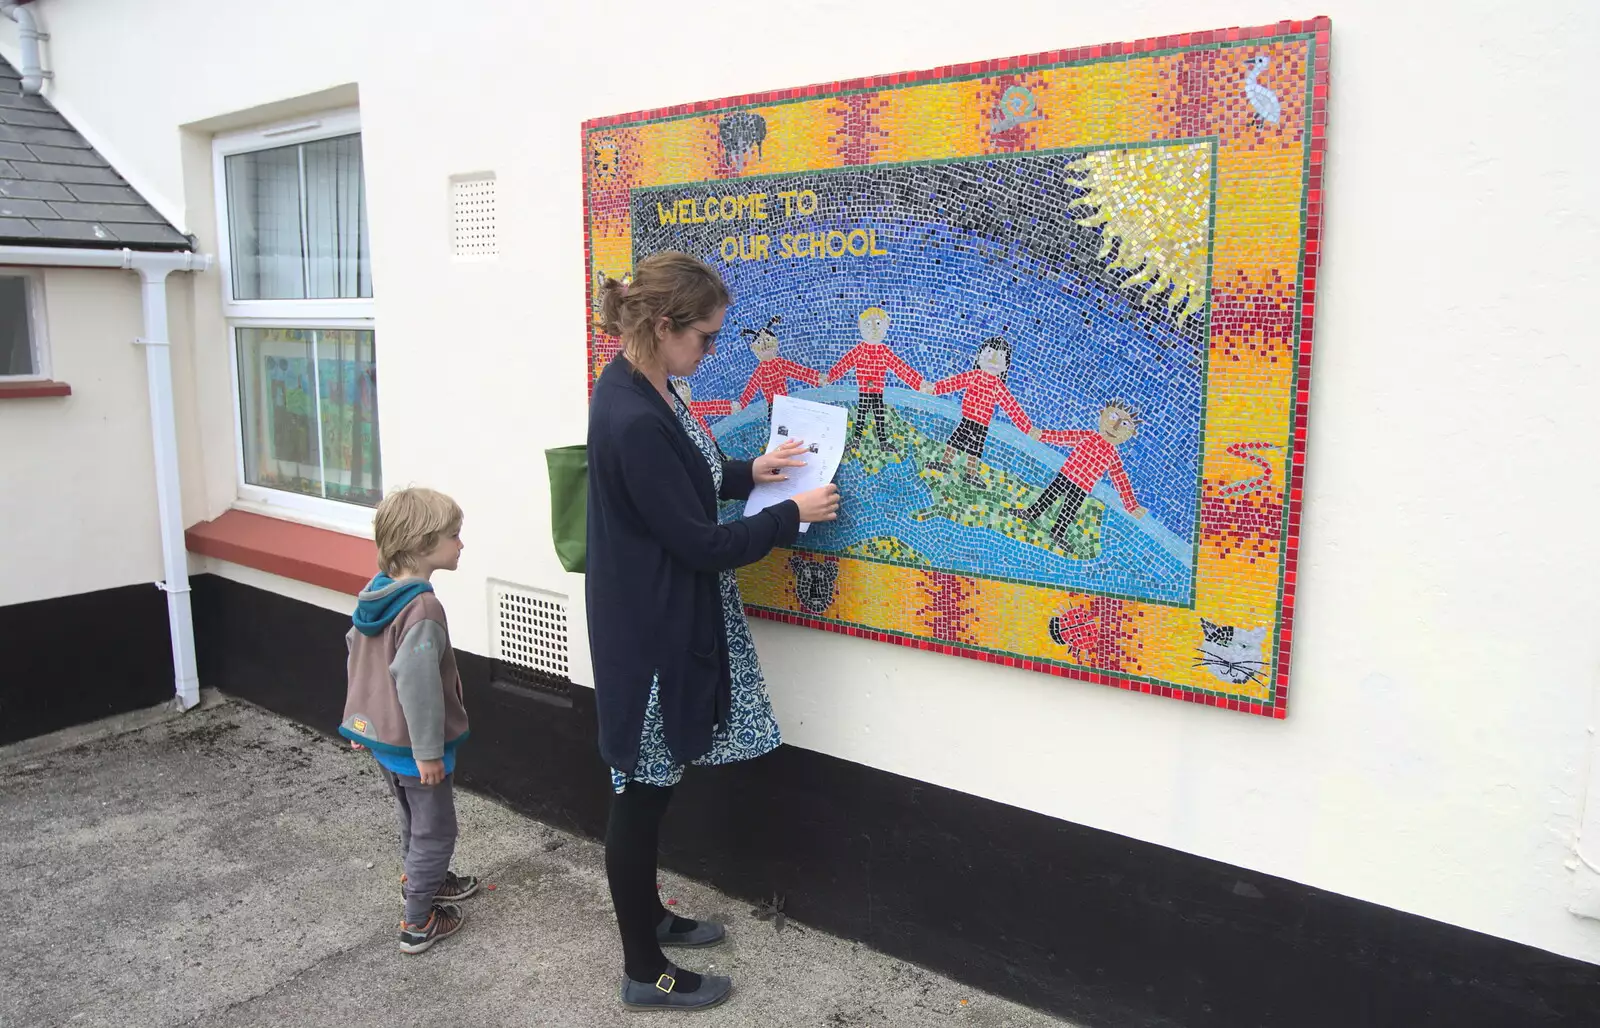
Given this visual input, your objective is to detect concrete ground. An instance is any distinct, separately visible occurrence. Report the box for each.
[0,696,1074,1028]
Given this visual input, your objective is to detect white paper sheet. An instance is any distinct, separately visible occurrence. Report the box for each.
[743,395,848,532]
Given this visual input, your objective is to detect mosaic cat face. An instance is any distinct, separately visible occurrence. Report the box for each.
[1197,618,1267,685]
[788,554,839,614]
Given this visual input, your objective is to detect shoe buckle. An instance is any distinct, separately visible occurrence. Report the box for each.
[655,973,676,994]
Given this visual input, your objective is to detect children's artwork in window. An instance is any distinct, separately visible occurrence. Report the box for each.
[238,327,382,506]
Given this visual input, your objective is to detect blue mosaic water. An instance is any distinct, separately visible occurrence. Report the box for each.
[648,158,1207,606]
[714,385,1193,605]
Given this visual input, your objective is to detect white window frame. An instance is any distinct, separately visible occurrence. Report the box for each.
[0,269,51,382]
[213,108,377,527]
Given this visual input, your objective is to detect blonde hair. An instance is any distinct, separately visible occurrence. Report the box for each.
[597,252,730,371]
[859,306,888,322]
[375,487,463,577]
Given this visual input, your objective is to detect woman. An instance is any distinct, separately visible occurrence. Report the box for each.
[586,252,839,1011]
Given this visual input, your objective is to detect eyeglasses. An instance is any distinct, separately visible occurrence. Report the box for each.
[690,326,720,353]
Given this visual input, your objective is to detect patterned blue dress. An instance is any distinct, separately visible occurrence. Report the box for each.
[608,396,783,793]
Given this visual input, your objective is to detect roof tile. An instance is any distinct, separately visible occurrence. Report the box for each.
[63,183,141,204]
[0,108,71,130]
[101,222,190,245]
[49,201,160,223]
[11,162,123,186]
[0,124,95,149]
[0,216,42,238]
[0,178,74,201]
[29,219,117,243]
[23,144,108,167]
[0,197,60,219]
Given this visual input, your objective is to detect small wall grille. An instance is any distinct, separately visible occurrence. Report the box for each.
[450,172,497,258]
[489,581,571,705]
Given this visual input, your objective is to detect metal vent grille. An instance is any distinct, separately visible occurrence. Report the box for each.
[493,582,568,677]
[450,173,497,258]
[490,582,571,706]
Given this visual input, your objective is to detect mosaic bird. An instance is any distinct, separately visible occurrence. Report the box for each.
[1243,56,1281,126]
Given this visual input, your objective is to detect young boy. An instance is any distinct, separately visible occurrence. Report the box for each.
[340,487,478,954]
[1013,401,1148,547]
[825,307,927,453]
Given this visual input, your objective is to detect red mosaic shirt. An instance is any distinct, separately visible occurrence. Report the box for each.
[740,358,822,406]
[932,369,1033,434]
[827,341,923,394]
[1038,429,1139,512]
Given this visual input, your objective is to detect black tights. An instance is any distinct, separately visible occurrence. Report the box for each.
[605,783,676,982]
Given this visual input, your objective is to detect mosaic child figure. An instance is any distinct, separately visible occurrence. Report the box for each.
[1013,400,1148,548]
[825,307,928,454]
[738,315,821,410]
[672,378,741,438]
[928,337,1036,485]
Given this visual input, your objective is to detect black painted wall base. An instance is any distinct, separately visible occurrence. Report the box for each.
[3,582,174,745]
[189,573,1600,1027]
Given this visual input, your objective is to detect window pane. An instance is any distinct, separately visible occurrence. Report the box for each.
[237,327,381,506]
[225,146,304,300]
[303,136,372,299]
[225,133,371,301]
[316,329,382,505]
[0,276,35,376]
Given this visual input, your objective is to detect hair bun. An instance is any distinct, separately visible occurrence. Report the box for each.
[598,277,627,336]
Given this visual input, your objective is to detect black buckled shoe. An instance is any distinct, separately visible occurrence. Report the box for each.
[619,967,733,1011]
[657,914,726,948]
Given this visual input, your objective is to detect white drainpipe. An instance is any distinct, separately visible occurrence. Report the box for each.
[0,2,50,95]
[0,245,213,709]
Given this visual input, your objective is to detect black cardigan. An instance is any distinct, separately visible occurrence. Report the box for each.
[585,355,801,773]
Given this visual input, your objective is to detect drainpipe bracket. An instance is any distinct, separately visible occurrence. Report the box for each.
[133,337,171,347]
[155,580,192,595]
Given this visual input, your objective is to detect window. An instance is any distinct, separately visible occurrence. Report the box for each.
[0,271,48,380]
[214,109,381,515]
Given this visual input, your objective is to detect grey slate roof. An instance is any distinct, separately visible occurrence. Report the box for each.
[0,57,191,251]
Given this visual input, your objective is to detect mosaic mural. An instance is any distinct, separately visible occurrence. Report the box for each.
[582,18,1331,717]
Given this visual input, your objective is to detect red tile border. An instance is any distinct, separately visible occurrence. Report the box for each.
[580,20,1328,133]
[0,379,71,399]
[186,509,375,596]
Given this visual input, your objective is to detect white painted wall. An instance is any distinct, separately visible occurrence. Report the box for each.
[7,0,1596,967]
[0,270,203,606]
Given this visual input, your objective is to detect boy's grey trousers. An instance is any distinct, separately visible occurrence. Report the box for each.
[383,769,459,925]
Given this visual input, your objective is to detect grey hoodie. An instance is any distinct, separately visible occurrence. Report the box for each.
[338,576,468,761]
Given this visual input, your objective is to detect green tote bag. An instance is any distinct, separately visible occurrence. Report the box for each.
[544,444,588,573]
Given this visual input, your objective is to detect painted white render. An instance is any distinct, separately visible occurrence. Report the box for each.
[3,0,1595,968]
[0,268,205,606]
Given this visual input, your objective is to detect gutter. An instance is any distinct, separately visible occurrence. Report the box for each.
[0,245,212,710]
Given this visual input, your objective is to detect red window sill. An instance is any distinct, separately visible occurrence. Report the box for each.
[186,509,377,595]
[0,380,71,398]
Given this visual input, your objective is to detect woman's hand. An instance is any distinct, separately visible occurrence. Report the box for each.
[753,439,807,482]
[793,483,841,522]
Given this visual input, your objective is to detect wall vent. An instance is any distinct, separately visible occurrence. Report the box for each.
[450,172,497,259]
[489,581,571,706]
